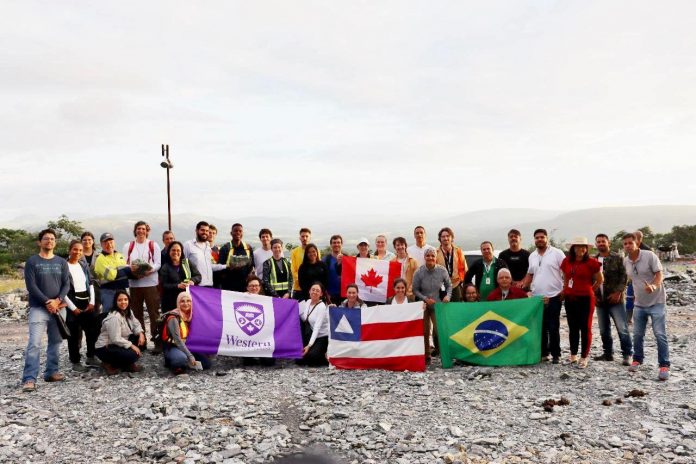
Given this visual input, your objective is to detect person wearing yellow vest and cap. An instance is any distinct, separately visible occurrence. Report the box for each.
[162,292,211,374]
[159,241,202,312]
[262,239,293,298]
[218,223,255,292]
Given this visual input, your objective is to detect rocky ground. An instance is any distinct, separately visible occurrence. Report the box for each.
[0,265,695,464]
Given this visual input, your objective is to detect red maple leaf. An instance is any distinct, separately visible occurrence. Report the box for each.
[360,268,383,291]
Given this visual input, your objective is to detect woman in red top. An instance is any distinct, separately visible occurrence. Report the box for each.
[561,237,604,369]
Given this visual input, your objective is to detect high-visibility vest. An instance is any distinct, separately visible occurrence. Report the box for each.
[226,241,252,266]
[161,314,189,344]
[270,258,290,292]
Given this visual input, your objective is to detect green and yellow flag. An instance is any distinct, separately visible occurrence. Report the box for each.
[435,297,543,368]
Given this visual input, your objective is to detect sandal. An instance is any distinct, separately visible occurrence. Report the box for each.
[577,358,589,369]
[566,356,578,365]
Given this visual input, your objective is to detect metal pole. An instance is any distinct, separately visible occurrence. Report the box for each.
[166,145,172,231]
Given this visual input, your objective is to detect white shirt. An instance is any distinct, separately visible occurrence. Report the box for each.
[253,248,274,278]
[184,239,226,287]
[65,262,96,310]
[407,244,430,267]
[527,246,566,298]
[123,240,162,288]
[299,300,329,346]
[391,297,410,305]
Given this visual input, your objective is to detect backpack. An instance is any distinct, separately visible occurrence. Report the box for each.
[153,311,179,345]
[126,240,155,264]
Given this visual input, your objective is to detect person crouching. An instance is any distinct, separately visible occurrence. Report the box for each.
[162,292,212,374]
[95,290,146,375]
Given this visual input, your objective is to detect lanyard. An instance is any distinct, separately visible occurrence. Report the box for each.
[441,248,454,276]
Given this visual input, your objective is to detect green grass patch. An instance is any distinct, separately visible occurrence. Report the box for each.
[0,279,25,293]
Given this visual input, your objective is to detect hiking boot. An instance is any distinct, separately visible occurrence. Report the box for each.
[72,362,89,373]
[622,355,631,366]
[628,361,641,372]
[22,381,36,392]
[102,363,119,376]
[658,367,670,381]
[85,356,101,367]
[541,355,552,363]
[125,364,143,373]
[593,353,614,362]
[45,373,65,382]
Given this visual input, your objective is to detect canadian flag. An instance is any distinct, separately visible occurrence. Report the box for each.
[341,256,402,303]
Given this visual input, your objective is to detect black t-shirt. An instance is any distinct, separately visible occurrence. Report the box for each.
[498,248,530,282]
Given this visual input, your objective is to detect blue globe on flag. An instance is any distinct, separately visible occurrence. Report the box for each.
[473,320,509,351]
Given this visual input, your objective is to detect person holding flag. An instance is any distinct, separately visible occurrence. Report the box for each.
[297,283,330,367]
[412,246,452,362]
[159,241,201,312]
[373,235,395,260]
[341,284,367,310]
[322,235,344,303]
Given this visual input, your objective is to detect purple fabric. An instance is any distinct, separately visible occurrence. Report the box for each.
[272,298,303,358]
[187,286,224,355]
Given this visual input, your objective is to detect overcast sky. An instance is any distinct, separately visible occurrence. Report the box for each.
[1,1,695,223]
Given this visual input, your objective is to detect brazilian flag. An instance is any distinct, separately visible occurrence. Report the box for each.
[435,297,543,368]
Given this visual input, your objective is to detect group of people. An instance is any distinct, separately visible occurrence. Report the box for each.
[20,221,670,392]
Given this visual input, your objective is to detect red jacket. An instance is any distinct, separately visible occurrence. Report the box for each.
[486,286,528,301]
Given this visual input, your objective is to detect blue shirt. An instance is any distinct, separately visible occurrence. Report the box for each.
[323,254,342,296]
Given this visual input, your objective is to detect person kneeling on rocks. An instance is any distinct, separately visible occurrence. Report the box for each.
[162,292,212,374]
[95,290,146,375]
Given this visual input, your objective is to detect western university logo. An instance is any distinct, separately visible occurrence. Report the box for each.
[234,302,265,336]
[450,310,528,358]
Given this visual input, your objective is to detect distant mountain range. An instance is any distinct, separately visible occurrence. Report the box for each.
[6,205,695,251]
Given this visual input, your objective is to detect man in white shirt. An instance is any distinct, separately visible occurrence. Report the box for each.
[184,221,226,288]
[522,228,566,364]
[254,229,274,279]
[407,226,430,267]
[122,221,162,351]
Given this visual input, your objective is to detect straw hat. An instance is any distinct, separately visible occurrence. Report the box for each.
[565,237,592,250]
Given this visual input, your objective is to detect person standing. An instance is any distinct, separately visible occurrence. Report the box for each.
[80,231,98,268]
[123,220,162,352]
[291,228,318,299]
[253,229,274,279]
[94,233,133,313]
[498,229,530,288]
[64,240,99,372]
[412,247,452,363]
[218,223,255,292]
[356,238,372,259]
[183,221,226,288]
[322,235,344,303]
[465,241,508,301]
[593,233,632,365]
[407,226,430,267]
[561,237,603,369]
[435,227,467,302]
[298,244,328,301]
[161,230,176,266]
[21,229,71,392]
[391,237,419,297]
[373,235,396,260]
[623,233,670,380]
[159,241,202,312]
[522,229,566,364]
[486,269,528,301]
[262,239,293,298]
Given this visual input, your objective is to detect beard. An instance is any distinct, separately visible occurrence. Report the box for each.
[197,232,208,242]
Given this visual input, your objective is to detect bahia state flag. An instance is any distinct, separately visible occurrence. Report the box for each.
[186,286,303,358]
[327,302,425,372]
[435,297,543,368]
[340,256,402,303]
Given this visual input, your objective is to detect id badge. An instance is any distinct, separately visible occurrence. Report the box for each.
[485,277,491,285]
[568,278,574,289]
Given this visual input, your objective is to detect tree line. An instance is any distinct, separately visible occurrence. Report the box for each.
[1,215,695,276]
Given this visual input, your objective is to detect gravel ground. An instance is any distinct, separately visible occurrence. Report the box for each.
[1,282,695,463]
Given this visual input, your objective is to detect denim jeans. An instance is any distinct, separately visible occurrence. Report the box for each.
[596,302,633,357]
[541,295,562,358]
[22,307,63,383]
[100,288,117,314]
[633,303,670,367]
[164,346,211,370]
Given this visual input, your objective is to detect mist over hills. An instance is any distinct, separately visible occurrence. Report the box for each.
[6,205,695,251]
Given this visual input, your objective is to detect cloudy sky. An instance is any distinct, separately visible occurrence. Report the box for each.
[1,1,695,223]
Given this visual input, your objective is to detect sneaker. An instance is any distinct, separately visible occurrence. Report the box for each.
[552,357,560,364]
[628,361,641,372]
[85,356,101,367]
[541,355,552,363]
[72,362,88,373]
[593,353,614,362]
[45,373,65,382]
[658,367,670,381]
[22,381,36,392]
[622,355,631,366]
